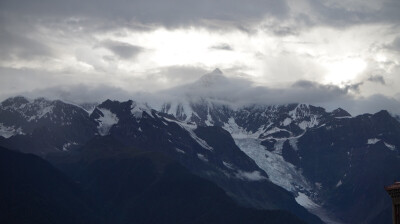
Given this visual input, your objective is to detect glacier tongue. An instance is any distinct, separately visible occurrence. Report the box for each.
[222,117,311,192]
[234,138,310,192]
[295,193,342,224]
[222,117,343,224]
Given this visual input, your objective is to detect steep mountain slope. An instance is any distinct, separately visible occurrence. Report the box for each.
[0,96,97,154]
[0,146,101,224]
[162,96,400,223]
[168,100,400,222]
[0,97,322,223]
[297,110,400,224]
[87,99,323,224]
[0,143,305,224]
[51,136,308,224]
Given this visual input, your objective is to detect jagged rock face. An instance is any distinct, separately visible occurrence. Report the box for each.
[0,97,97,154]
[0,96,323,224]
[160,99,400,224]
[84,99,322,224]
[296,110,400,224]
[162,101,338,136]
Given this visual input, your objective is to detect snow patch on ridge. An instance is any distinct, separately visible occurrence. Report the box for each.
[27,105,55,121]
[264,127,287,135]
[296,192,319,209]
[235,170,267,181]
[205,113,214,126]
[298,116,319,130]
[223,161,234,169]
[223,117,264,139]
[96,108,119,136]
[62,141,78,151]
[367,138,380,144]
[0,123,24,138]
[384,142,396,151]
[163,117,213,151]
[282,118,292,126]
[131,102,153,118]
[335,180,342,188]
[296,193,343,224]
[197,153,208,162]
[175,148,185,154]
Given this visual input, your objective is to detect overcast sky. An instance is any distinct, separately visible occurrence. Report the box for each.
[1,0,400,114]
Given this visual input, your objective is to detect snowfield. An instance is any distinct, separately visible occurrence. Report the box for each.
[96,108,119,136]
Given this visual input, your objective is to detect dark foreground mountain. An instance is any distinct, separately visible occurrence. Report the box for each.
[0,146,101,224]
[0,146,306,224]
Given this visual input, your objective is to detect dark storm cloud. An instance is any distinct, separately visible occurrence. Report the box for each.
[0,20,52,60]
[345,82,364,93]
[367,75,386,85]
[3,0,399,29]
[386,37,400,52]
[260,20,300,36]
[304,0,400,27]
[99,40,144,59]
[0,0,399,39]
[0,0,289,29]
[210,43,234,51]
[270,26,298,36]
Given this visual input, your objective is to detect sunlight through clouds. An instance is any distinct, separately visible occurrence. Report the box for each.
[323,58,367,85]
[0,0,400,114]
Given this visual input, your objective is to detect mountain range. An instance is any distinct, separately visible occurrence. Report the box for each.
[1,69,399,224]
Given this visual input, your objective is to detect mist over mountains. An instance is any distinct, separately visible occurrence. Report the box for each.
[1,69,399,223]
[10,69,400,116]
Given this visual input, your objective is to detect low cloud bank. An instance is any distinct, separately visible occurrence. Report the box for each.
[7,69,400,116]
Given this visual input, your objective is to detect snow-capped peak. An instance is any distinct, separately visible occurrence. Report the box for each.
[131,101,153,118]
[96,108,119,136]
[0,96,31,108]
[195,68,228,88]
[1,96,55,122]
[211,68,223,75]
